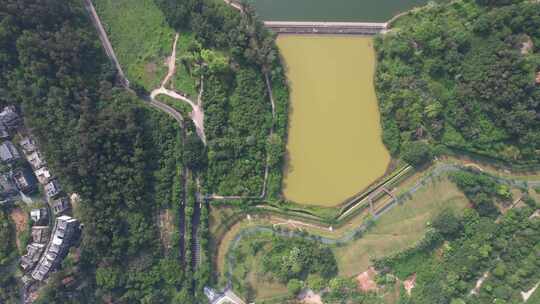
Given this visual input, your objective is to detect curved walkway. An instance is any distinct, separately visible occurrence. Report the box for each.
[221,160,540,282]
[150,34,207,145]
[85,0,274,200]
[84,0,188,132]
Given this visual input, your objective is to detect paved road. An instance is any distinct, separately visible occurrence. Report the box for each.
[84,0,187,128]
[149,33,207,145]
[83,0,129,88]
[223,161,540,281]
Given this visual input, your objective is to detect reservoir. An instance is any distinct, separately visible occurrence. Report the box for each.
[248,0,428,22]
[280,35,390,206]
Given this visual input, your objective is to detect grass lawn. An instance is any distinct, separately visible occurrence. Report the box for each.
[228,232,288,301]
[216,177,469,301]
[333,177,469,277]
[172,34,198,98]
[93,0,175,90]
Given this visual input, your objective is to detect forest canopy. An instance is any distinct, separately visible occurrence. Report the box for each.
[375,0,540,164]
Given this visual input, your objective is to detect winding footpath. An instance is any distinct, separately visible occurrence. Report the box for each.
[83,0,202,142]
[84,0,276,200]
[150,34,207,145]
[222,160,540,283]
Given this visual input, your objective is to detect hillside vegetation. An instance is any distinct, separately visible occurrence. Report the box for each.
[93,0,175,90]
[375,171,540,304]
[375,0,540,164]
[1,0,184,302]
[0,209,18,303]
[154,0,290,197]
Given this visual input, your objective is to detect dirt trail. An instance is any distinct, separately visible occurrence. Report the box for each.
[150,34,207,145]
[356,267,378,292]
[264,72,276,119]
[470,272,489,295]
[10,208,28,250]
[161,34,180,88]
[403,273,417,295]
[223,0,243,11]
[522,282,539,302]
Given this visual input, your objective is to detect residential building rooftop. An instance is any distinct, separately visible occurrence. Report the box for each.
[13,168,36,194]
[0,141,20,163]
[0,173,18,204]
[34,166,52,185]
[19,137,37,154]
[31,226,50,244]
[0,106,21,130]
[20,243,45,271]
[44,179,61,200]
[26,151,46,170]
[31,216,79,281]
[30,208,48,224]
[0,124,9,139]
[51,197,71,215]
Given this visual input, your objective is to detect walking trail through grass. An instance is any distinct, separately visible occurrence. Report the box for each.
[150,34,207,144]
[216,155,540,301]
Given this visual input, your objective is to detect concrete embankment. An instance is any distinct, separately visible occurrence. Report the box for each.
[264,21,387,35]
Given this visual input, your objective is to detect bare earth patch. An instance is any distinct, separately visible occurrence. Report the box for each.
[159,209,173,251]
[299,289,323,304]
[470,271,489,295]
[10,207,28,250]
[356,267,378,292]
[520,35,533,55]
[70,192,81,214]
[403,273,416,296]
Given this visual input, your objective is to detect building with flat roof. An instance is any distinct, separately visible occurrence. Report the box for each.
[31,226,50,244]
[19,137,37,154]
[20,243,45,271]
[0,141,20,163]
[34,166,52,185]
[44,179,62,200]
[13,168,36,194]
[0,106,21,130]
[31,216,79,281]
[26,151,46,170]
[0,124,9,139]
[51,197,71,215]
[0,173,18,205]
[30,208,48,224]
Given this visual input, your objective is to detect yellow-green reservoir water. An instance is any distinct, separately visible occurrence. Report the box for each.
[279,35,390,206]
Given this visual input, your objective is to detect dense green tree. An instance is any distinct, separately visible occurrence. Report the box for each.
[287,279,303,297]
[376,1,540,163]
[432,208,462,238]
[262,237,337,283]
[401,141,434,167]
[184,133,207,171]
